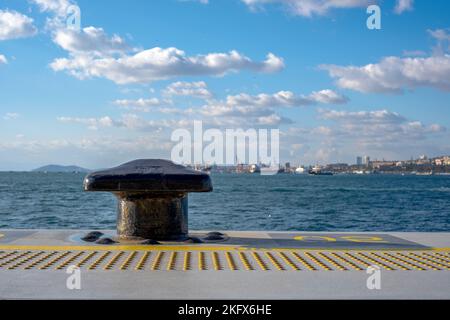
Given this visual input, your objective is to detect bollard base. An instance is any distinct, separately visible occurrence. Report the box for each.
[115,192,188,241]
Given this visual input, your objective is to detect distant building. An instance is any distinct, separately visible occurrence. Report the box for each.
[434,156,450,166]
[356,156,363,166]
[363,156,370,166]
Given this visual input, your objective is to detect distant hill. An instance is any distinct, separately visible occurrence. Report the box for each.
[32,165,91,173]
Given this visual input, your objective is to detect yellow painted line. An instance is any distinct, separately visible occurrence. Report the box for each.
[0,244,448,252]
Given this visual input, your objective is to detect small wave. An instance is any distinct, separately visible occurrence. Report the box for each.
[431,187,450,192]
[270,187,296,192]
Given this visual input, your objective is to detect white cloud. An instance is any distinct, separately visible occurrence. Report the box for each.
[51,47,284,84]
[164,81,213,99]
[57,116,114,130]
[3,113,20,120]
[321,54,450,93]
[428,29,450,42]
[57,114,191,131]
[0,10,37,41]
[257,113,292,125]
[317,109,446,140]
[308,89,349,104]
[394,0,414,14]
[179,0,209,4]
[31,0,73,17]
[53,27,129,56]
[402,50,426,57]
[281,108,448,164]
[113,98,169,112]
[319,109,406,124]
[241,0,371,17]
[428,28,450,53]
[225,89,348,107]
[0,54,7,64]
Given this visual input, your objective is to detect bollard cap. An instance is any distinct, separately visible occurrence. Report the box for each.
[84,159,212,193]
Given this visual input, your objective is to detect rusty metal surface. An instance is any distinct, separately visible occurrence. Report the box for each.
[116,193,188,240]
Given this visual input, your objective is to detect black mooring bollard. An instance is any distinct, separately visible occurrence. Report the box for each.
[83,159,213,240]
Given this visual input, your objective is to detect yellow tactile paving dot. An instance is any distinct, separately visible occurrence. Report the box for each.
[166,251,178,271]
[277,252,300,271]
[151,251,165,270]
[89,251,111,270]
[7,251,44,270]
[135,251,150,271]
[431,252,450,263]
[0,249,448,272]
[407,252,450,270]
[40,251,71,270]
[328,252,363,271]
[211,252,222,271]
[304,252,332,270]
[183,251,191,271]
[24,251,58,270]
[225,251,237,270]
[422,252,450,267]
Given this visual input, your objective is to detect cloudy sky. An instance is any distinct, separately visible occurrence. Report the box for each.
[0,0,449,170]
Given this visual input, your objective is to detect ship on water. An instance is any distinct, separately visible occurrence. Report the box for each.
[308,165,333,176]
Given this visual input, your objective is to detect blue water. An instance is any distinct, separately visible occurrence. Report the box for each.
[0,172,449,232]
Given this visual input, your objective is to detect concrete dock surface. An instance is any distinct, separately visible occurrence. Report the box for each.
[0,230,449,299]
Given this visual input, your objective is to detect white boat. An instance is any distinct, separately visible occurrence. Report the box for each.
[295,167,307,174]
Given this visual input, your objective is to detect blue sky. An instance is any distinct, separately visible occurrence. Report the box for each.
[0,0,449,170]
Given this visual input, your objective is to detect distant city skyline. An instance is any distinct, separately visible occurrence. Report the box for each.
[1,0,450,170]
